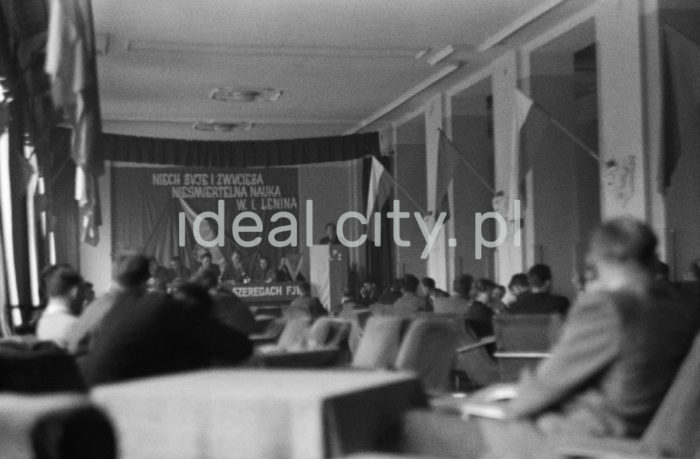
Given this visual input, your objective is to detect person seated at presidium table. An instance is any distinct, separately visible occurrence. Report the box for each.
[275,256,305,282]
[195,252,221,280]
[456,218,700,457]
[219,251,248,284]
[251,256,275,283]
[164,255,191,284]
[508,263,570,316]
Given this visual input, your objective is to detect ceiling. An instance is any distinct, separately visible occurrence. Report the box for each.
[92,0,580,141]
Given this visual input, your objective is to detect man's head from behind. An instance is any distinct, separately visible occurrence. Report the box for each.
[585,217,657,292]
[453,274,474,298]
[472,278,495,303]
[508,273,530,297]
[112,254,151,292]
[45,266,84,314]
[400,274,419,294]
[527,264,552,293]
[420,277,436,296]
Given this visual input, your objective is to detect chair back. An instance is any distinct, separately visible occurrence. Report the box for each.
[493,313,563,381]
[493,313,563,352]
[276,317,312,350]
[394,317,460,392]
[641,331,700,457]
[352,316,410,369]
[308,318,351,348]
[0,338,86,393]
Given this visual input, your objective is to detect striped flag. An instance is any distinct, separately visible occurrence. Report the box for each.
[435,130,460,220]
[365,156,393,221]
[514,89,598,205]
[45,0,104,245]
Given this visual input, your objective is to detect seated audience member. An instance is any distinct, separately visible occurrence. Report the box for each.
[489,284,509,315]
[67,254,151,356]
[195,252,221,280]
[508,264,570,316]
[506,273,530,304]
[251,256,275,283]
[434,274,473,315]
[420,277,449,311]
[164,256,191,285]
[393,274,427,314]
[436,218,700,458]
[78,286,253,386]
[220,251,249,284]
[275,256,305,282]
[37,266,84,348]
[505,219,700,441]
[190,271,257,335]
[375,279,402,305]
[146,257,168,293]
[286,281,327,321]
[319,222,340,245]
[358,277,379,307]
[336,288,360,318]
[468,278,496,338]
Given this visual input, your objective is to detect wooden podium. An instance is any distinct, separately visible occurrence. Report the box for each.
[309,245,348,310]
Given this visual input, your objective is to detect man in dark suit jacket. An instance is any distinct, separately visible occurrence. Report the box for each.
[78,288,252,387]
[508,264,570,316]
[456,218,700,458]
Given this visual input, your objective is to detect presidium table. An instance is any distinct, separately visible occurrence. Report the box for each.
[92,369,426,459]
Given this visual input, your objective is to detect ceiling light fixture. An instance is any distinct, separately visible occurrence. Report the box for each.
[210,87,283,103]
[192,121,254,132]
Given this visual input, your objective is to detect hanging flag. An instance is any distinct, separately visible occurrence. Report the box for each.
[515,89,599,205]
[365,156,394,220]
[436,129,496,219]
[659,24,700,192]
[45,0,103,245]
[434,131,458,220]
[514,90,538,204]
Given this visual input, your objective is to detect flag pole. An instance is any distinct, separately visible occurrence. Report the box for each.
[530,101,600,164]
[439,129,496,194]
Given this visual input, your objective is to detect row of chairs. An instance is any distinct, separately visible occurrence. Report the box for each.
[252,310,565,393]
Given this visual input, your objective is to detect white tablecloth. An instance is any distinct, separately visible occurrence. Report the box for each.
[92,369,424,459]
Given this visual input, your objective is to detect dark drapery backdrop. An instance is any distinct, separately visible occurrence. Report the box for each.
[101,131,380,167]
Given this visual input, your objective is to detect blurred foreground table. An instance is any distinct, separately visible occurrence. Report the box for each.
[92,369,425,459]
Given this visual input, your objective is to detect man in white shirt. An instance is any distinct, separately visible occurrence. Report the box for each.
[37,266,85,348]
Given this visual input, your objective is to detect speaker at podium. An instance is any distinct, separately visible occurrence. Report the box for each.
[309,245,348,311]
